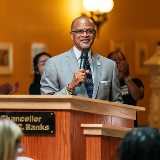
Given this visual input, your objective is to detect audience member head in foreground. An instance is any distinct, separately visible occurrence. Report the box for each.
[113,127,160,160]
[0,119,24,160]
[29,52,51,95]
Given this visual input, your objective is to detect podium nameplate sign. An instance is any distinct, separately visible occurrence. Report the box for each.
[0,112,55,134]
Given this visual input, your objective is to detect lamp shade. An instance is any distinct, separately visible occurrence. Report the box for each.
[83,0,114,13]
[98,0,114,12]
[82,0,99,11]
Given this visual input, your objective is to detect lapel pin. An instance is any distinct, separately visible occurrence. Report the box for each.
[97,62,100,66]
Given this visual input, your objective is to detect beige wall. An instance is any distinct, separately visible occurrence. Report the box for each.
[0,0,160,125]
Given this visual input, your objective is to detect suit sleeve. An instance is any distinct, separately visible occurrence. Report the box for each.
[40,58,68,95]
[109,62,123,103]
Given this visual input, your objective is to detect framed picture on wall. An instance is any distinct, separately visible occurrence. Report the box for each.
[110,40,125,55]
[31,42,47,74]
[0,42,13,75]
[135,42,149,75]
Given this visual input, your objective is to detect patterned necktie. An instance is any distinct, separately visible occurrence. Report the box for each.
[85,58,94,98]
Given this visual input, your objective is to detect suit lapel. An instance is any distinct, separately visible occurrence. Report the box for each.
[92,52,102,99]
[66,48,88,97]
[66,48,79,73]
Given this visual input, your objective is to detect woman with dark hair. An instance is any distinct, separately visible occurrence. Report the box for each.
[29,52,51,95]
[108,51,144,127]
[113,127,160,160]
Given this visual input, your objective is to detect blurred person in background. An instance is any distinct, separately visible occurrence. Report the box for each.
[108,51,144,127]
[29,52,51,95]
[0,82,20,95]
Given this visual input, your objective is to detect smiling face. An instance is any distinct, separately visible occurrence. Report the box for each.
[70,17,96,52]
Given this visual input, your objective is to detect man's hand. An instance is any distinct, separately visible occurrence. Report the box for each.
[68,69,89,90]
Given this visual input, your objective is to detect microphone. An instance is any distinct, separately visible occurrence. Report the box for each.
[79,50,88,86]
[80,50,88,69]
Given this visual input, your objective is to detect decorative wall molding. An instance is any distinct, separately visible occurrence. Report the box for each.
[144,43,160,130]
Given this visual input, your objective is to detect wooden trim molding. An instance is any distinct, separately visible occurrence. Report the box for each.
[81,124,132,138]
[0,95,145,120]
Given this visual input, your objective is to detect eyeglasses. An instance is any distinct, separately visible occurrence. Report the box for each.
[37,59,48,67]
[71,29,96,35]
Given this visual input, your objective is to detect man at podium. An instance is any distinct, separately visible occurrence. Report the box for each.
[40,16,123,103]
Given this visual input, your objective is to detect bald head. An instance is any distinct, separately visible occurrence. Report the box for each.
[71,16,95,31]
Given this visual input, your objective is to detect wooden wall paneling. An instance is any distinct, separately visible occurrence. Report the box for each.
[70,110,112,160]
[86,136,102,160]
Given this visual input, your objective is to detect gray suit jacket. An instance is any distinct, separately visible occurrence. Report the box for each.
[40,48,123,103]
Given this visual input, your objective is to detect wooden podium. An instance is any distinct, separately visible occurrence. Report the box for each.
[0,95,145,160]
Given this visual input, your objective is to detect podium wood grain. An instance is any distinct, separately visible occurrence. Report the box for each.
[0,95,145,160]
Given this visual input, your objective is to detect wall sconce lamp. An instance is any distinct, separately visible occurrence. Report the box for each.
[82,0,114,37]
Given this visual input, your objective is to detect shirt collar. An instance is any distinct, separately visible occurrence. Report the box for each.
[73,46,92,61]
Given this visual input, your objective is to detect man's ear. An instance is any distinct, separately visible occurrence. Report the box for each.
[70,31,74,41]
